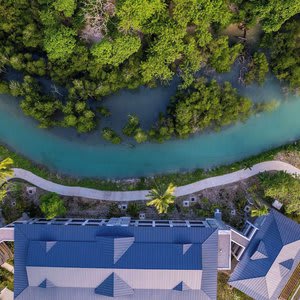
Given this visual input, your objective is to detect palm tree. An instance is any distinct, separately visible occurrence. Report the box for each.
[146,183,176,214]
[251,205,269,217]
[0,158,13,182]
[0,157,14,201]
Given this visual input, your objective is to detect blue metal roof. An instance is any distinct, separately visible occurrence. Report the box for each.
[95,272,134,297]
[14,222,218,299]
[229,209,300,300]
[173,281,191,291]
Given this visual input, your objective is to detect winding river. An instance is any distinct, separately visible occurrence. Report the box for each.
[0,72,300,179]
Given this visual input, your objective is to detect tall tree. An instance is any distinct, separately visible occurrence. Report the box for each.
[146,183,176,214]
[234,0,300,32]
[262,20,300,92]
[0,158,14,202]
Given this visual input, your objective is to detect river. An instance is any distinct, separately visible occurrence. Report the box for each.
[0,72,299,178]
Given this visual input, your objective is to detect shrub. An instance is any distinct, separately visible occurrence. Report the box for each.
[39,192,66,219]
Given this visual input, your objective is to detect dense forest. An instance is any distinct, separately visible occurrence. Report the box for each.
[0,0,299,143]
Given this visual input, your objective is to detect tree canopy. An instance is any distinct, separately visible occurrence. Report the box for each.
[168,78,252,138]
[262,20,300,92]
[147,183,176,214]
[0,158,13,202]
[233,0,300,32]
[39,192,67,219]
[259,171,300,215]
[0,0,299,141]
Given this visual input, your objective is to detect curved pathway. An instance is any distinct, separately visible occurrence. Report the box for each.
[10,161,300,202]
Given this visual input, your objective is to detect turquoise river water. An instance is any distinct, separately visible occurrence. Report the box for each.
[0,74,300,179]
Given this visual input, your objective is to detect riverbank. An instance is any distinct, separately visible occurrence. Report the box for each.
[10,161,300,201]
[1,141,300,191]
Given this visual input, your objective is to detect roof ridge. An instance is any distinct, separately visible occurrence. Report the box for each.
[271,209,300,245]
[95,272,134,297]
[201,228,218,245]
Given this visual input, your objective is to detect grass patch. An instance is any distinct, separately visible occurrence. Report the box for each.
[218,273,251,300]
[0,141,300,191]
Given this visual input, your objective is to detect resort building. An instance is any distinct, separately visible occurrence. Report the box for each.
[229,209,300,300]
[11,216,231,300]
[0,209,299,299]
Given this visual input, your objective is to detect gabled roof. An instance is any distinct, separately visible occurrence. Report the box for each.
[182,243,192,255]
[229,210,300,300]
[38,279,55,289]
[14,222,219,300]
[279,259,294,271]
[45,242,56,253]
[95,235,135,264]
[173,281,191,291]
[95,272,133,297]
[251,241,268,260]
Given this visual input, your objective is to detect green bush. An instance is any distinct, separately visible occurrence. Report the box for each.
[102,128,122,144]
[39,192,66,219]
[259,171,300,215]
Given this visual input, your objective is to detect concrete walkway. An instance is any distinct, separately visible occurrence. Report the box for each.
[10,161,300,202]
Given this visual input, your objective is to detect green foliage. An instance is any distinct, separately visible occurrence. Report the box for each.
[134,128,148,144]
[146,183,176,214]
[251,205,269,217]
[0,157,13,183]
[107,203,122,218]
[254,99,280,113]
[117,0,165,32]
[0,266,14,290]
[102,127,122,144]
[39,192,66,219]
[141,24,185,82]
[97,106,111,117]
[9,53,46,76]
[61,100,96,133]
[218,273,252,300]
[18,76,62,129]
[208,36,243,73]
[53,0,76,17]
[262,20,300,92]
[244,52,269,85]
[234,0,300,32]
[22,23,43,48]
[179,37,204,88]
[169,78,252,138]
[1,141,300,193]
[122,115,140,136]
[0,157,14,202]
[44,26,77,61]
[126,202,141,218]
[259,171,300,215]
[1,0,296,139]
[92,35,141,67]
[0,81,9,94]
[148,115,174,143]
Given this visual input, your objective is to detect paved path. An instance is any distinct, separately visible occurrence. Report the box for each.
[10,161,300,202]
